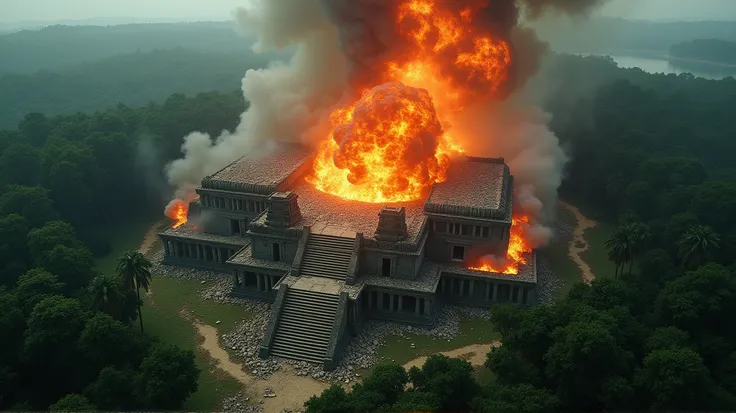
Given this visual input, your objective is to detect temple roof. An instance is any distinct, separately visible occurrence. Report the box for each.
[201,142,311,195]
[424,156,511,222]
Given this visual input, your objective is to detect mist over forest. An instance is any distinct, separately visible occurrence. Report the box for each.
[2,12,736,413]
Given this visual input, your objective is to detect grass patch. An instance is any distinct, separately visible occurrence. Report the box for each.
[580,221,617,279]
[92,214,159,276]
[540,205,583,299]
[360,316,500,380]
[142,275,252,411]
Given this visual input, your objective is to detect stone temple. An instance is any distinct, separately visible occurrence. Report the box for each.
[159,142,537,369]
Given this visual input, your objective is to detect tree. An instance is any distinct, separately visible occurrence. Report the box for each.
[86,367,137,411]
[0,185,57,228]
[86,273,126,319]
[305,385,352,413]
[625,221,651,274]
[117,251,152,332]
[48,394,95,412]
[14,269,64,314]
[27,220,80,264]
[37,244,95,295]
[636,347,713,410]
[0,214,29,285]
[78,313,147,370]
[606,226,630,278]
[0,143,41,187]
[18,112,49,147]
[677,225,720,269]
[135,343,199,410]
[408,355,481,411]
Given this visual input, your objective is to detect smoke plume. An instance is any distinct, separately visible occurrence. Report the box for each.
[165,0,608,246]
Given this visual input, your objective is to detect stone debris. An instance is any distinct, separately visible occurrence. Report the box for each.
[153,220,570,392]
[221,393,263,413]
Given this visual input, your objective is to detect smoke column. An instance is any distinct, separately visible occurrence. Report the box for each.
[165,0,608,247]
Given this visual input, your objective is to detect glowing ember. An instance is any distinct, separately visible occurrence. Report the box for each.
[309,0,511,203]
[469,215,533,275]
[165,196,197,229]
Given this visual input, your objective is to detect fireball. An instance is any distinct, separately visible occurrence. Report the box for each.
[309,0,512,203]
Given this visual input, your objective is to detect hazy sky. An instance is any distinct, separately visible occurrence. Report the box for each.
[1,0,736,23]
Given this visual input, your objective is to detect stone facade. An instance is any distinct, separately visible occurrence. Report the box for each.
[158,143,537,370]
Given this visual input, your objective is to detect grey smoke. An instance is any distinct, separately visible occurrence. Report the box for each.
[165,0,608,248]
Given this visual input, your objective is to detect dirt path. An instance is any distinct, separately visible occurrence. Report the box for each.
[193,320,329,413]
[403,341,501,371]
[139,221,162,296]
[560,202,598,283]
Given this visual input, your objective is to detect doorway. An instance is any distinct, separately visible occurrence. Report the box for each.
[272,243,281,262]
[381,258,391,277]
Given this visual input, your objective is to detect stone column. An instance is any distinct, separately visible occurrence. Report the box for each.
[485,282,490,300]
[215,248,222,263]
[257,274,263,291]
[378,292,383,310]
[188,244,194,258]
[517,286,525,303]
[399,295,404,313]
[492,283,498,301]
[415,297,420,315]
[233,270,239,286]
[163,239,170,257]
[390,295,396,312]
[425,299,432,315]
[469,279,475,297]
[197,244,203,260]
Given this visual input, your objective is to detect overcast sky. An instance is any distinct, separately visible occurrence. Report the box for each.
[1,0,736,23]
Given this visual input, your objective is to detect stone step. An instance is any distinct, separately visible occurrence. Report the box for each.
[303,250,352,260]
[298,270,348,280]
[288,289,341,299]
[299,267,348,279]
[282,300,339,312]
[309,234,355,245]
[270,345,325,364]
[275,320,333,337]
[275,328,330,342]
[279,311,335,326]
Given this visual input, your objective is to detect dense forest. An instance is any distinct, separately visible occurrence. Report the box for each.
[1,45,736,410]
[0,90,248,410]
[670,38,736,65]
[0,47,282,129]
[0,22,251,75]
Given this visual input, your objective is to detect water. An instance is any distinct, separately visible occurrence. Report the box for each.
[585,53,736,80]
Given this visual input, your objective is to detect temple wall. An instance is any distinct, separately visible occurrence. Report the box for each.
[438,273,536,307]
[360,250,420,279]
[425,218,510,265]
[360,288,436,326]
[251,235,299,263]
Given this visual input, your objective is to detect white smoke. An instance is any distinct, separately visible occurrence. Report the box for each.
[448,97,567,247]
[165,0,350,194]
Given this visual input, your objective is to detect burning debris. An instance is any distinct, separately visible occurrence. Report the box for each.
[164,194,198,228]
[469,215,533,274]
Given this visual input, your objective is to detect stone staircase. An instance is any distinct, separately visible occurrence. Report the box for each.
[300,234,355,280]
[270,288,340,364]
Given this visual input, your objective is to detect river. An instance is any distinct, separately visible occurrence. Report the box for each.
[580,52,736,80]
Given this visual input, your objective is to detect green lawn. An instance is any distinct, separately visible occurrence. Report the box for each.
[142,275,252,411]
[92,214,160,276]
[540,205,584,299]
[580,221,617,279]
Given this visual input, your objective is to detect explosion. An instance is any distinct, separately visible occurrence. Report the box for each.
[469,215,533,274]
[308,0,512,203]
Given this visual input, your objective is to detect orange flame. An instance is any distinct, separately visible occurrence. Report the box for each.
[469,215,533,275]
[308,0,511,203]
[166,199,189,228]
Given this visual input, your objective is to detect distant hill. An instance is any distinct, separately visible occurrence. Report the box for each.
[0,21,253,75]
[534,18,736,54]
[0,47,285,129]
[670,38,736,65]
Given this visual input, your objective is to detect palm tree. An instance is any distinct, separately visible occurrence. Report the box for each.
[677,225,720,269]
[606,227,631,278]
[626,222,651,275]
[117,251,152,332]
[87,273,125,316]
